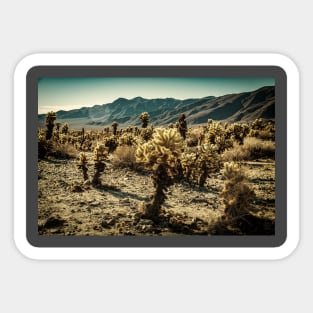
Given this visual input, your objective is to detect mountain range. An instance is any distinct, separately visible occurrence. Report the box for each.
[38,86,275,128]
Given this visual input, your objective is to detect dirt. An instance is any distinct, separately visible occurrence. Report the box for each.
[38,155,275,236]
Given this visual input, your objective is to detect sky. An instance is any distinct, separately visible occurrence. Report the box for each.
[38,77,275,114]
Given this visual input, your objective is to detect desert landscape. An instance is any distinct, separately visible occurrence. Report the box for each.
[37,86,276,237]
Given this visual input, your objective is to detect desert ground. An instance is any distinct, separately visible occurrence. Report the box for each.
[38,153,275,236]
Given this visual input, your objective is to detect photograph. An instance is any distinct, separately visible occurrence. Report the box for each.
[37,76,276,237]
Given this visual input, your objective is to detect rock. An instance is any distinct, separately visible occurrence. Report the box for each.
[43,216,65,229]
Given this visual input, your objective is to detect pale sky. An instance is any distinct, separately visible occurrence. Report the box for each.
[38,77,275,114]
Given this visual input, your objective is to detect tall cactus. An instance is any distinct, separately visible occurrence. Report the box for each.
[92,144,108,187]
[77,152,89,182]
[136,128,184,220]
[139,112,150,128]
[45,111,56,140]
[111,121,118,136]
[177,114,187,139]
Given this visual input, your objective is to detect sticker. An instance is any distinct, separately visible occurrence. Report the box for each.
[14,53,299,259]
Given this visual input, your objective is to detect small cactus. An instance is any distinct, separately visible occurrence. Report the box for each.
[77,152,89,182]
[220,162,255,218]
[92,144,108,187]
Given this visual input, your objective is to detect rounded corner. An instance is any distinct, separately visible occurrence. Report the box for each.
[272,233,300,260]
[271,53,300,78]
[13,233,39,261]
[14,53,44,79]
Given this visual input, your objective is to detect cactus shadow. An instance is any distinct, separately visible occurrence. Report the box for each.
[96,184,149,202]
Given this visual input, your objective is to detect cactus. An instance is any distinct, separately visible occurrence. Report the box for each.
[45,111,56,140]
[140,126,154,142]
[77,152,89,182]
[79,127,85,150]
[111,121,118,136]
[139,112,150,128]
[177,114,187,139]
[92,144,108,187]
[61,123,69,134]
[55,122,61,132]
[136,128,184,220]
[180,151,197,183]
[194,144,221,187]
[118,133,137,146]
[104,136,118,153]
[38,131,52,159]
[205,120,233,153]
[227,123,250,145]
[220,162,255,218]
[180,144,221,186]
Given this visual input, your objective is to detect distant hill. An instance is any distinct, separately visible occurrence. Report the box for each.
[38,86,275,128]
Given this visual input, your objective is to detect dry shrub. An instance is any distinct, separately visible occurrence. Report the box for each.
[112,145,139,170]
[49,142,78,159]
[222,137,275,161]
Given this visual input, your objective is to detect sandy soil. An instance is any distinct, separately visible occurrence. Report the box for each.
[38,153,275,236]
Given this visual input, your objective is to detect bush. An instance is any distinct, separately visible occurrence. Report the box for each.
[112,145,139,170]
[222,137,275,161]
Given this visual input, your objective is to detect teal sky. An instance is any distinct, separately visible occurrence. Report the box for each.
[38,77,275,114]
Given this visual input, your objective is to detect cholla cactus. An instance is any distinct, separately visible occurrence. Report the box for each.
[111,121,118,136]
[61,123,69,134]
[92,144,108,186]
[118,133,137,146]
[228,123,250,145]
[136,128,184,220]
[177,114,187,139]
[180,144,221,186]
[45,111,56,140]
[180,151,197,183]
[140,126,154,142]
[104,136,118,153]
[205,121,233,153]
[77,152,89,182]
[38,130,52,159]
[139,112,150,128]
[220,162,255,218]
[194,144,221,187]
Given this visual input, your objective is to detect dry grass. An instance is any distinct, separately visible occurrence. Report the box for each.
[49,142,78,159]
[222,137,275,161]
[112,145,139,170]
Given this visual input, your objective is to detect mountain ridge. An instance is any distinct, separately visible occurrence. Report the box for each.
[38,86,275,128]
